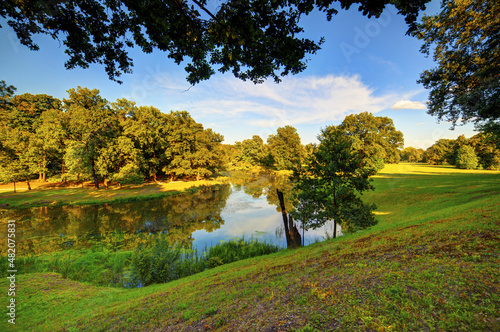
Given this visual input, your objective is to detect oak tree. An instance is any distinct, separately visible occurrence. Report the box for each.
[338,112,404,170]
[63,86,120,188]
[414,0,500,136]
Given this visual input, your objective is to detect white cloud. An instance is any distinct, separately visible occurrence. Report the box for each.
[391,100,427,110]
[174,74,406,128]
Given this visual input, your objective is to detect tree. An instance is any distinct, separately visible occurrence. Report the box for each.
[469,133,500,170]
[0,80,16,112]
[121,103,170,181]
[1,0,430,84]
[191,128,225,180]
[30,107,66,181]
[0,92,62,188]
[163,111,224,180]
[63,87,119,189]
[455,145,478,170]
[424,139,454,165]
[400,146,423,163]
[291,125,377,237]
[338,112,404,170]
[238,135,269,166]
[414,0,500,136]
[267,125,304,170]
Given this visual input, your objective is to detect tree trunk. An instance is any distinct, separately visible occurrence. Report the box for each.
[170,172,174,182]
[61,160,66,182]
[333,193,337,239]
[90,159,99,189]
[26,179,31,191]
[13,181,16,193]
[288,215,302,248]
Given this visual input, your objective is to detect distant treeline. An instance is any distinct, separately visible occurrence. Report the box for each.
[401,135,500,170]
[1,81,498,191]
[0,85,225,189]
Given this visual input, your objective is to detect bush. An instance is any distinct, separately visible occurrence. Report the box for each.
[205,238,280,266]
[206,256,224,269]
[112,163,144,187]
[129,237,180,287]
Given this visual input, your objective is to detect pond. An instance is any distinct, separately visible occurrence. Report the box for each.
[1,171,341,257]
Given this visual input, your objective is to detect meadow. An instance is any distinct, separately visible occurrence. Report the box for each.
[1,163,499,331]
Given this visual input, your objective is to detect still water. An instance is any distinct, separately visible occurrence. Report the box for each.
[1,172,341,256]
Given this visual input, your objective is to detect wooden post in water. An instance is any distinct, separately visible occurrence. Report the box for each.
[277,189,291,247]
[277,189,302,248]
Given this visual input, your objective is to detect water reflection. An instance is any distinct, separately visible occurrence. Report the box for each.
[1,172,341,257]
[0,185,231,256]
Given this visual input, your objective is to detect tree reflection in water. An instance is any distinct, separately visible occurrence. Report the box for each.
[0,184,231,256]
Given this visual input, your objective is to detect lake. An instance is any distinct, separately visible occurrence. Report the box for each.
[1,171,341,257]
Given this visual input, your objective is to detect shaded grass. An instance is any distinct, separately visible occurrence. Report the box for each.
[1,164,499,331]
[0,178,228,208]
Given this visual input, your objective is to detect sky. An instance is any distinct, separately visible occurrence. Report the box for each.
[0,0,477,149]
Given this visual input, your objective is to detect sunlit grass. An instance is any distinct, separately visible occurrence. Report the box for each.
[1,164,498,331]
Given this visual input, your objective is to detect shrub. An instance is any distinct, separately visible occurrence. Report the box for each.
[206,256,224,269]
[129,236,180,287]
[112,163,144,187]
[205,238,280,266]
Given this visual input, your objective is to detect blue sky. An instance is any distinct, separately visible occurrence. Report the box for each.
[0,0,476,149]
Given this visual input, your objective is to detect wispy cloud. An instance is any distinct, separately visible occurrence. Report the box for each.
[391,100,427,110]
[174,74,407,128]
[369,55,401,74]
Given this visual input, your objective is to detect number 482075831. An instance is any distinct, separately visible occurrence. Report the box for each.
[7,220,16,266]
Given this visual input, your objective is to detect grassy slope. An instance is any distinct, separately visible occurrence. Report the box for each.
[2,164,499,331]
[0,179,227,208]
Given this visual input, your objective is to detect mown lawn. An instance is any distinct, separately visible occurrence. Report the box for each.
[1,164,499,331]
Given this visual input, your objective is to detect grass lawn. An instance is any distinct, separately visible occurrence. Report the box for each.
[1,164,499,331]
[0,178,228,208]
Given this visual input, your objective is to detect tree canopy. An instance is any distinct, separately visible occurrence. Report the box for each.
[291,124,377,235]
[338,112,404,170]
[267,125,304,171]
[423,134,500,170]
[0,83,225,190]
[1,0,430,84]
[400,146,424,163]
[414,0,500,136]
[455,145,478,170]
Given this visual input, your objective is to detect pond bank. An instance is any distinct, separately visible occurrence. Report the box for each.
[0,178,229,209]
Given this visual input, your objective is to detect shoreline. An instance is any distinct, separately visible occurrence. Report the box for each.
[0,178,229,209]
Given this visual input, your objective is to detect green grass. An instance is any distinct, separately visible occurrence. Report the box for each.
[1,164,499,331]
